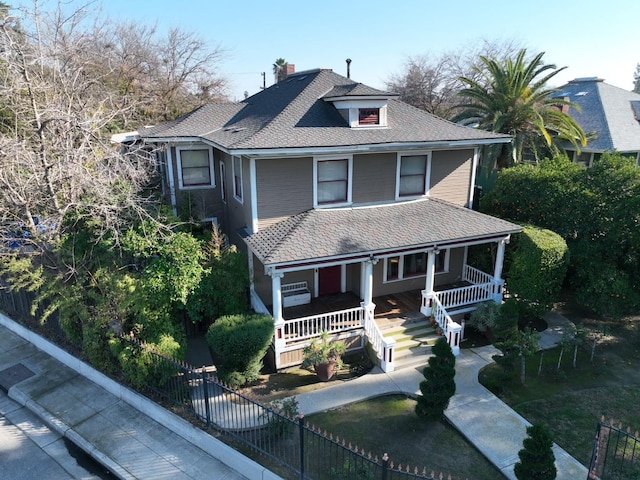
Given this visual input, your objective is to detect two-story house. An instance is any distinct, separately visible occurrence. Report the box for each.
[135,68,521,372]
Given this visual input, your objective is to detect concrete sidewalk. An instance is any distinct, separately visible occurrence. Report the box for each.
[293,315,588,480]
[0,313,279,480]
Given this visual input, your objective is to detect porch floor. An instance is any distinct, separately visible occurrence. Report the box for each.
[281,289,424,323]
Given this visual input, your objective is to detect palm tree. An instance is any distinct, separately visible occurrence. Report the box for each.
[272,58,287,83]
[453,49,587,168]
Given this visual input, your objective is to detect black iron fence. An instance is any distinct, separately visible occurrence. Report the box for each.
[122,335,448,480]
[588,418,640,480]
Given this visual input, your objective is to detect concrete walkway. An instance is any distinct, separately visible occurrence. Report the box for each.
[0,313,279,480]
[293,312,589,480]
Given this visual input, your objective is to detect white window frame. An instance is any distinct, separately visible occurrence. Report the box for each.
[232,155,243,204]
[313,155,353,207]
[219,161,227,203]
[176,145,215,190]
[395,151,431,199]
[383,249,449,283]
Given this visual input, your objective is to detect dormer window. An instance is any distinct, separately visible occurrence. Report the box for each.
[359,108,380,126]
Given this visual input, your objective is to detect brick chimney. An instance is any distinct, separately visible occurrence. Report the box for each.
[285,63,295,77]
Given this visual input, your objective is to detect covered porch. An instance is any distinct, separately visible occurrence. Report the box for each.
[244,199,521,372]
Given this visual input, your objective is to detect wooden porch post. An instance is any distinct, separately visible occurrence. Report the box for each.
[493,237,509,303]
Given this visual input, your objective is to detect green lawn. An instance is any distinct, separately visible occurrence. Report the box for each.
[308,395,502,480]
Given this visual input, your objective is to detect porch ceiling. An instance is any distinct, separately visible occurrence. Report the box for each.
[245,198,521,267]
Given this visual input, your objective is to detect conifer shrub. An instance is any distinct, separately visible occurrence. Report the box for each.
[415,337,456,420]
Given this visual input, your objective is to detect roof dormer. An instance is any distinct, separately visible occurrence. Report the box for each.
[323,83,397,128]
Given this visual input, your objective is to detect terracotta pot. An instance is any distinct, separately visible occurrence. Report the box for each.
[314,361,337,382]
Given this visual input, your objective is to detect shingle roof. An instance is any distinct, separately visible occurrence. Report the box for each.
[139,69,510,151]
[554,78,640,152]
[322,83,395,99]
[245,198,522,266]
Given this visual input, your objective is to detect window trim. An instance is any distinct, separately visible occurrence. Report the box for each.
[383,250,449,284]
[176,145,215,190]
[395,151,431,200]
[232,155,244,204]
[313,155,353,207]
[219,161,227,203]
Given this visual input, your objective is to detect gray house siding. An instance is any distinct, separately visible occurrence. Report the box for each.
[429,149,473,206]
[352,153,396,203]
[256,157,314,231]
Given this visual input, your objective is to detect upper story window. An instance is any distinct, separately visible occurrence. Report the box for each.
[384,250,448,282]
[176,146,215,189]
[398,154,428,198]
[314,156,353,206]
[232,155,243,203]
[358,108,380,126]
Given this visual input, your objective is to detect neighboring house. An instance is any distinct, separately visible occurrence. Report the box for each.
[554,77,640,166]
[133,67,521,372]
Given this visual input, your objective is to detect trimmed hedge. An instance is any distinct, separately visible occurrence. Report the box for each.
[206,313,274,387]
[508,225,569,319]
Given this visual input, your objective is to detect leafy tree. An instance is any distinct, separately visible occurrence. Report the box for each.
[453,49,587,168]
[634,63,640,94]
[415,337,456,420]
[514,423,557,480]
[514,328,540,385]
[482,153,640,316]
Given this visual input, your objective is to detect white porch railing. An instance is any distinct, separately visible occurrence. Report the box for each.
[361,302,395,372]
[462,264,493,285]
[282,307,364,344]
[430,296,462,355]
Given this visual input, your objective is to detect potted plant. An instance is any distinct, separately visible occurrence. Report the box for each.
[468,301,500,340]
[301,331,347,381]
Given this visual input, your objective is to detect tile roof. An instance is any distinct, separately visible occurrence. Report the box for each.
[245,198,522,266]
[554,78,640,152]
[139,69,510,151]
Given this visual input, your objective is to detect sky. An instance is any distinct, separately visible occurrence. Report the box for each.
[12,0,640,101]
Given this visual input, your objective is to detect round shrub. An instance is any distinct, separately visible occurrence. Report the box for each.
[206,313,274,387]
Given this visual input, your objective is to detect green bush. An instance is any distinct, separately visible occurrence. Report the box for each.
[110,334,182,389]
[508,225,569,319]
[206,313,274,387]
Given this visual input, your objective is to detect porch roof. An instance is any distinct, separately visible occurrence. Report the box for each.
[245,198,522,267]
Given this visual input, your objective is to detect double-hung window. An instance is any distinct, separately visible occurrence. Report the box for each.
[398,154,428,198]
[176,146,215,189]
[315,156,352,206]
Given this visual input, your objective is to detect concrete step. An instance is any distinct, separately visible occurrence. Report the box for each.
[376,318,441,370]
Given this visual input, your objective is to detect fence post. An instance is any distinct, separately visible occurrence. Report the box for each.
[201,368,211,427]
[298,414,305,480]
[381,453,389,480]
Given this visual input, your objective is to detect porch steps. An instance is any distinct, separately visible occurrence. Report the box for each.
[378,319,439,370]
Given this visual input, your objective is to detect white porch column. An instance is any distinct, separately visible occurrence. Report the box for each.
[420,249,438,316]
[271,271,284,321]
[493,238,508,303]
[362,257,377,307]
[270,271,286,369]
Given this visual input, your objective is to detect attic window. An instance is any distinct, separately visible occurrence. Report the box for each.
[359,108,380,125]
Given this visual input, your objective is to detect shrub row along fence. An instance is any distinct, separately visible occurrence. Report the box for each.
[588,418,640,480]
[122,335,454,480]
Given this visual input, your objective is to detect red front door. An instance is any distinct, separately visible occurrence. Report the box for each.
[318,265,342,296]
